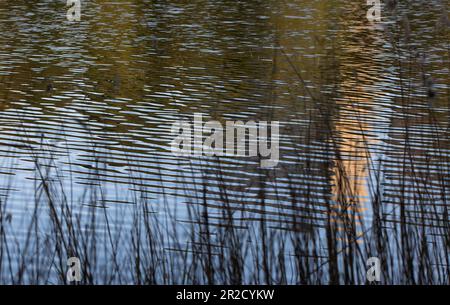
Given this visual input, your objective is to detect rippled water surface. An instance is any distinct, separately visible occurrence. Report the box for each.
[0,0,448,284]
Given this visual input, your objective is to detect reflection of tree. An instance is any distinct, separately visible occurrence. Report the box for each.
[0,0,448,231]
[271,0,386,232]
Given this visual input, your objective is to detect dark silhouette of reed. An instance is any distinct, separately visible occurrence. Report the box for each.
[0,10,448,285]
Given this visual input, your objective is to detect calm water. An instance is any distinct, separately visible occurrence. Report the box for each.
[0,0,448,283]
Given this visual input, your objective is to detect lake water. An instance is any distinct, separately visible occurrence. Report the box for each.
[0,0,448,284]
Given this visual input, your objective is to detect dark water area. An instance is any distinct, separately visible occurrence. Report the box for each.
[0,0,448,284]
